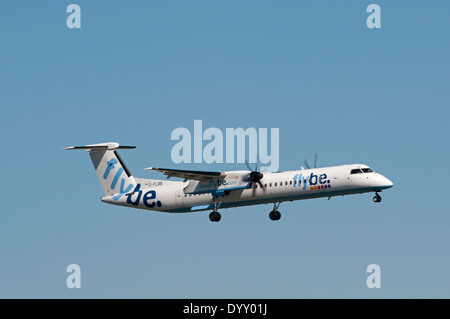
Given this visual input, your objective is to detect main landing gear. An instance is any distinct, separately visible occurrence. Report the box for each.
[209,196,223,222]
[373,192,382,203]
[269,202,281,221]
[209,211,221,222]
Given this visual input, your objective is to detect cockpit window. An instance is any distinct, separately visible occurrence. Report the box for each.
[351,168,374,174]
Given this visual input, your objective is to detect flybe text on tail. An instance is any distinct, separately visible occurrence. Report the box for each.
[103,158,135,200]
[125,184,162,208]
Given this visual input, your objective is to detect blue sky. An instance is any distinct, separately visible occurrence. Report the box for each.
[1,1,449,298]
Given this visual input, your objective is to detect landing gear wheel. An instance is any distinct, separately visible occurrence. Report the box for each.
[269,210,281,221]
[209,211,221,222]
[373,195,381,203]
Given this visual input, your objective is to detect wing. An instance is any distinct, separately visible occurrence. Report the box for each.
[144,167,226,180]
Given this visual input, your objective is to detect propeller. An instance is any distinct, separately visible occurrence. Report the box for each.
[304,153,318,169]
[245,160,265,197]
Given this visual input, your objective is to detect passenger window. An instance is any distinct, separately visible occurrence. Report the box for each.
[290,181,292,185]
[269,183,272,187]
[275,182,277,186]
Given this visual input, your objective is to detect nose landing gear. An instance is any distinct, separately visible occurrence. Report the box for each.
[373,192,382,203]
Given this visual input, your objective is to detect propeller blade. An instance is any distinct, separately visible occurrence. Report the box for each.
[244,159,264,196]
[257,180,265,192]
[245,159,252,172]
[304,159,310,169]
[251,180,266,198]
[314,153,318,169]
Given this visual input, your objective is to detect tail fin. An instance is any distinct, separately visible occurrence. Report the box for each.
[64,142,137,198]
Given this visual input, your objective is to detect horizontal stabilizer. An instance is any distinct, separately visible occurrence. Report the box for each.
[63,142,135,151]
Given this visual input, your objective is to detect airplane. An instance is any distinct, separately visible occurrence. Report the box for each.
[64,142,394,222]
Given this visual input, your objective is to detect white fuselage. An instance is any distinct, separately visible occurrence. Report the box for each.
[101,164,393,213]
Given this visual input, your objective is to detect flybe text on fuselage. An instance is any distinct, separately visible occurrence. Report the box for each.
[292,172,332,190]
[208,179,237,188]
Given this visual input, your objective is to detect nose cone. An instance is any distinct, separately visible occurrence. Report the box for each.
[377,175,394,189]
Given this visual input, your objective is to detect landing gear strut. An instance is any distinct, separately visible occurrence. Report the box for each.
[269,202,281,221]
[209,196,223,222]
[373,192,382,203]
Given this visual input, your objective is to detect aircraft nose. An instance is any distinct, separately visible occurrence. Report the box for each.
[377,174,393,189]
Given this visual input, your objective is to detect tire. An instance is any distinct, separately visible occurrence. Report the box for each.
[275,211,281,220]
[269,211,276,220]
[269,211,281,221]
[209,211,221,222]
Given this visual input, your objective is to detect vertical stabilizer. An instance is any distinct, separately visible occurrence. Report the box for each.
[64,142,136,199]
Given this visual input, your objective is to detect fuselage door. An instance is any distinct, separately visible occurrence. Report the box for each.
[175,190,184,208]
